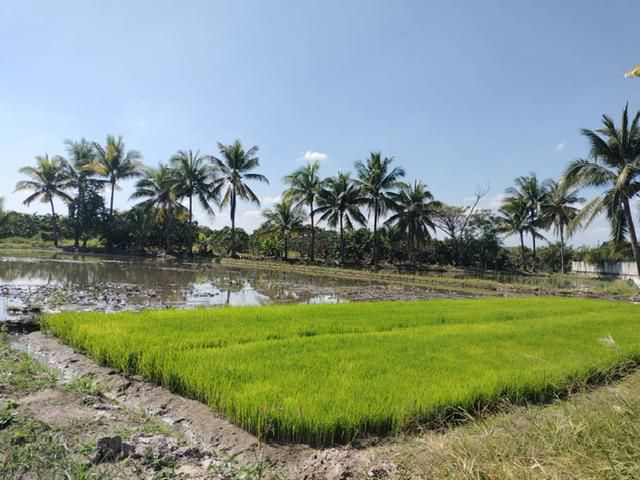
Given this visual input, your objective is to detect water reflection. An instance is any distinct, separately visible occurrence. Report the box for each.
[0,251,361,318]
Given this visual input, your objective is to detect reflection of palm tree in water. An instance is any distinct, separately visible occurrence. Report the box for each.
[0,254,346,306]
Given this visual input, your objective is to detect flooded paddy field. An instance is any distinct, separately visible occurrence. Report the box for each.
[2,251,639,479]
[0,250,474,324]
[1,250,637,325]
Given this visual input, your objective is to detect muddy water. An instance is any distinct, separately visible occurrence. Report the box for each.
[0,250,384,320]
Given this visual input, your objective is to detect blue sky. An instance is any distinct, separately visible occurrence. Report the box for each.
[1,0,639,245]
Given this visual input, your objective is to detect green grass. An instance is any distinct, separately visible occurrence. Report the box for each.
[223,258,640,297]
[383,366,640,479]
[43,298,640,445]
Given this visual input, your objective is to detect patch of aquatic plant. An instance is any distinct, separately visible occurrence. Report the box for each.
[47,288,71,307]
[44,298,640,445]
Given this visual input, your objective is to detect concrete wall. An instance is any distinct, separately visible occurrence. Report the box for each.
[571,261,639,279]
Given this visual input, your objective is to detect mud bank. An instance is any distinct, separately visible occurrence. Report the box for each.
[10,331,395,479]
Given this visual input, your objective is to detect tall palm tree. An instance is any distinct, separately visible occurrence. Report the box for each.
[283,161,321,261]
[89,135,143,245]
[505,174,550,271]
[63,138,103,248]
[262,198,306,260]
[130,164,184,253]
[497,196,529,270]
[15,154,71,247]
[354,152,405,266]
[317,172,367,264]
[212,140,269,257]
[385,180,441,264]
[170,149,219,255]
[564,105,640,277]
[542,180,584,273]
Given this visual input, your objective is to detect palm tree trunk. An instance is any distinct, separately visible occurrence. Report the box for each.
[230,190,237,258]
[310,200,315,262]
[623,198,640,278]
[74,184,83,249]
[109,181,115,218]
[532,234,537,272]
[283,230,288,260]
[372,198,378,265]
[49,198,59,248]
[339,213,345,265]
[519,230,525,270]
[165,207,172,254]
[188,195,193,255]
[560,223,565,274]
[108,180,116,249]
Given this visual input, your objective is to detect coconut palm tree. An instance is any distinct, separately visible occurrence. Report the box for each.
[316,172,367,264]
[354,152,405,266]
[212,140,269,257]
[89,135,143,245]
[498,196,529,270]
[542,180,584,273]
[15,154,72,247]
[385,180,441,264]
[283,161,321,261]
[564,104,640,276]
[170,149,219,255]
[505,174,550,272]
[261,198,306,260]
[126,206,156,254]
[130,164,184,253]
[63,138,104,248]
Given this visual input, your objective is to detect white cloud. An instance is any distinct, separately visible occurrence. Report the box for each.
[242,209,263,219]
[260,194,281,206]
[467,193,505,211]
[555,142,566,151]
[483,193,506,210]
[300,150,328,162]
[240,208,267,232]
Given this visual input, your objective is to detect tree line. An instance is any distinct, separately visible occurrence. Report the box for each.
[6,104,640,273]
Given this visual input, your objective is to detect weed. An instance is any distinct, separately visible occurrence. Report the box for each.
[210,453,270,480]
[65,376,106,397]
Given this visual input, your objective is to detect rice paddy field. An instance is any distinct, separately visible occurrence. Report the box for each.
[43,298,640,445]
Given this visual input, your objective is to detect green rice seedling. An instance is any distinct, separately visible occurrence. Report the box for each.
[43,298,640,445]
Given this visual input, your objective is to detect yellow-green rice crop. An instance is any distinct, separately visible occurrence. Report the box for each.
[43,298,640,445]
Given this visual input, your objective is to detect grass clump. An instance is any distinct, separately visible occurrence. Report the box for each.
[44,297,640,445]
[65,376,106,397]
[0,333,56,395]
[383,366,640,479]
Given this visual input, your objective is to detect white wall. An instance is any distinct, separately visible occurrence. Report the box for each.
[571,261,639,279]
